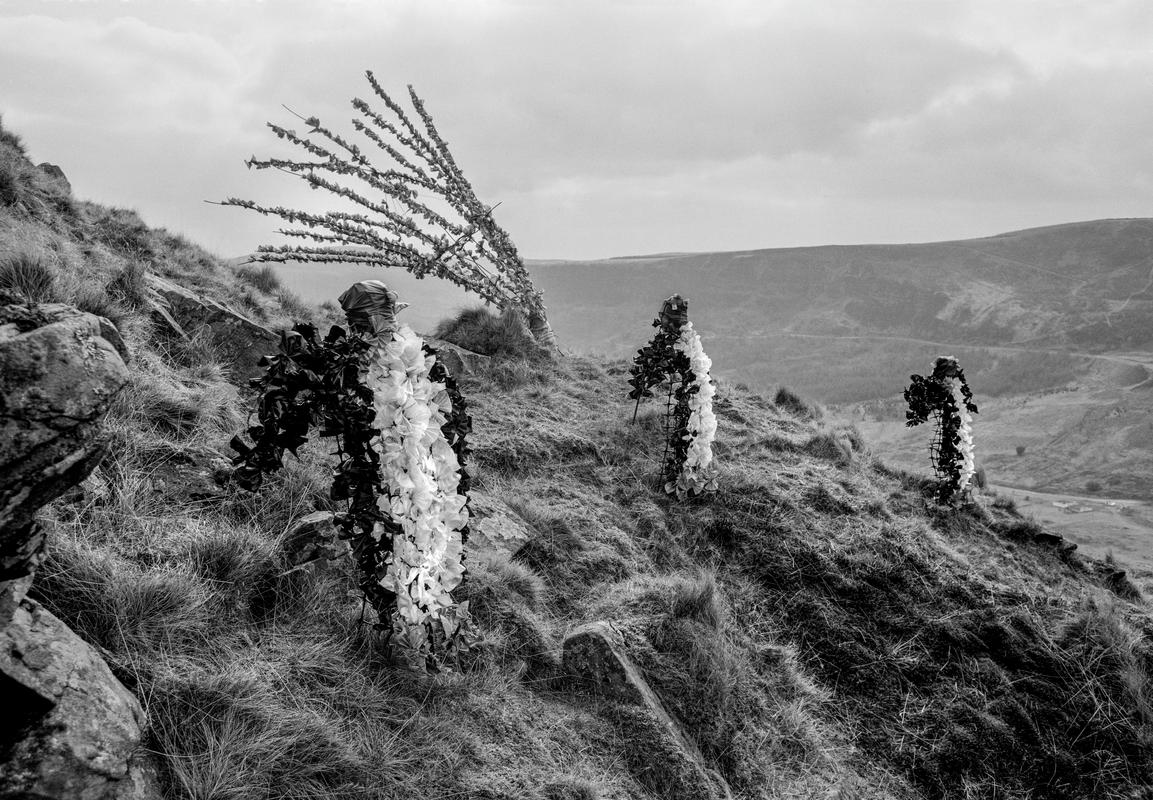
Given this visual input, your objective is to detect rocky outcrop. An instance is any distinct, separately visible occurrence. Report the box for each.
[0,598,160,799]
[424,336,489,377]
[0,294,159,798]
[36,163,71,196]
[562,622,732,800]
[465,492,533,558]
[146,274,277,383]
[282,511,350,571]
[0,294,129,629]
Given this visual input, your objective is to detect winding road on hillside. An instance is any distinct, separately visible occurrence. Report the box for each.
[765,331,1153,373]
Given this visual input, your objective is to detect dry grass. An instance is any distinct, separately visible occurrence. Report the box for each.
[235,263,281,294]
[8,110,1152,798]
[434,305,547,360]
[0,249,57,301]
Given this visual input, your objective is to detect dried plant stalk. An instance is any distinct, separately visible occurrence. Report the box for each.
[219,70,556,346]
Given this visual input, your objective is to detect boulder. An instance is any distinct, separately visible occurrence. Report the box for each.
[423,336,490,377]
[562,622,732,800]
[0,598,161,799]
[0,294,129,629]
[466,492,533,559]
[145,274,277,384]
[36,163,71,196]
[282,511,350,570]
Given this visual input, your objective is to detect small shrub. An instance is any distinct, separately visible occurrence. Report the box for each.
[275,288,312,322]
[0,251,57,302]
[434,305,543,359]
[235,263,281,293]
[774,386,822,420]
[90,207,155,259]
[106,258,149,308]
[1015,444,1026,457]
[0,159,20,206]
[0,115,26,155]
[1085,480,1102,493]
[71,283,130,330]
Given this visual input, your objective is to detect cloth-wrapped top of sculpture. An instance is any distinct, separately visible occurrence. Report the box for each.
[338,280,410,335]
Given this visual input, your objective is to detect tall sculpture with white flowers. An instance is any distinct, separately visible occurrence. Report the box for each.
[230,281,473,669]
[627,294,719,498]
[904,355,979,504]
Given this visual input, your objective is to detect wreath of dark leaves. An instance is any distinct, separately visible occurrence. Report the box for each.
[628,317,698,490]
[904,361,978,504]
[230,323,472,629]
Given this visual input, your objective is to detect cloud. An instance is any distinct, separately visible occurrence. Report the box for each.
[1,0,1151,259]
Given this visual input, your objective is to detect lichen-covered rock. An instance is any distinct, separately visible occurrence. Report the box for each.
[0,598,161,799]
[145,274,277,383]
[465,492,533,559]
[0,294,129,629]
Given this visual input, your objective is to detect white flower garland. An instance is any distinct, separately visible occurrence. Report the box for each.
[365,325,468,631]
[668,322,719,498]
[945,375,976,494]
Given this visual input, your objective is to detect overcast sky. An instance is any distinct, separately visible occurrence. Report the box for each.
[2,0,1152,260]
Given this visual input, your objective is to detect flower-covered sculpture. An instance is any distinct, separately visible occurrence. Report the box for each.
[904,355,979,504]
[231,281,474,668]
[628,294,719,498]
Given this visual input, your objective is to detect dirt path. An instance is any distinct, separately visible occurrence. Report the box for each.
[767,331,1153,371]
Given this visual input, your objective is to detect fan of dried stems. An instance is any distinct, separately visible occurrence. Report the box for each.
[218,70,555,346]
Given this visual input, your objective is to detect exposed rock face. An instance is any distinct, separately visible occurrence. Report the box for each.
[465,492,533,558]
[0,294,158,798]
[35,163,71,196]
[146,274,277,383]
[424,336,489,377]
[0,295,129,628]
[0,598,161,799]
[562,622,732,800]
[282,511,350,570]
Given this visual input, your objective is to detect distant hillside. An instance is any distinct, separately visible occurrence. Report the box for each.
[523,221,1153,499]
[529,219,1153,398]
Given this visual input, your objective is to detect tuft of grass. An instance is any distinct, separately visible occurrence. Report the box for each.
[70,282,130,330]
[88,206,156,259]
[32,544,213,654]
[669,570,723,629]
[275,287,313,323]
[106,258,150,309]
[0,114,27,155]
[434,305,544,360]
[0,158,21,206]
[235,263,281,294]
[0,250,57,302]
[774,386,823,420]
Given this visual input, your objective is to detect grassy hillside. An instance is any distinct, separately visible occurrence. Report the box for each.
[525,223,1153,500]
[5,119,1153,799]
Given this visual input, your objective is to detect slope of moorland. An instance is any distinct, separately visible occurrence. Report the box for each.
[527,224,1153,501]
[269,222,1153,499]
[4,119,1153,799]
